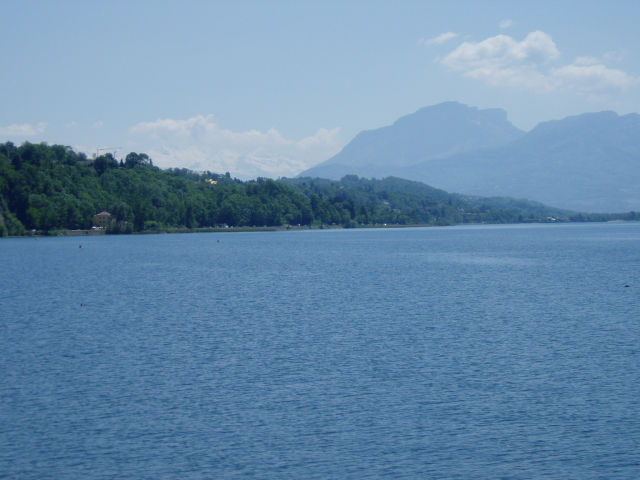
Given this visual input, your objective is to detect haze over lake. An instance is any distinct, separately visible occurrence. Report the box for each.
[2,223,639,479]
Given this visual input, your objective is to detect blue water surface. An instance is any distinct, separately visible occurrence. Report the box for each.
[1,223,639,479]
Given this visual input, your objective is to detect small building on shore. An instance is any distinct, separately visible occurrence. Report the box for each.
[93,211,113,229]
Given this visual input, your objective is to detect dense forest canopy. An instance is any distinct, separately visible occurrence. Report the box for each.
[0,142,637,237]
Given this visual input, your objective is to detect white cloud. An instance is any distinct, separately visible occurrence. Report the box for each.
[0,122,46,137]
[443,31,559,70]
[93,120,104,128]
[442,31,559,91]
[129,115,342,179]
[440,30,637,94]
[499,19,514,29]
[423,32,459,46]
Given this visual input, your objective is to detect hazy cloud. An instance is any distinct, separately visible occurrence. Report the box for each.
[0,122,46,137]
[440,30,636,94]
[499,19,514,29]
[573,56,600,66]
[130,115,342,179]
[423,32,459,46]
[552,61,637,93]
[603,50,626,63]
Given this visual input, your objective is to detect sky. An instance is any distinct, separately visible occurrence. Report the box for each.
[2,0,640,179]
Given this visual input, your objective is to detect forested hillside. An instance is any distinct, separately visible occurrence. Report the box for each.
[1,142,635,236]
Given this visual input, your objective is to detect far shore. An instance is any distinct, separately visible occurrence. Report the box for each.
[5,217,638,239]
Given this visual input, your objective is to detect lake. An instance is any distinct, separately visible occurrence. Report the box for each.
[1,223,639,479]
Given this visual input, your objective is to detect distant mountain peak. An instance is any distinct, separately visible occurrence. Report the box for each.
[394,101,510,125]
[298,102,640,212]
[299,102,524,180]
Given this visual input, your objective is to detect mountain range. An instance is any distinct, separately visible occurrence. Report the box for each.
[299,102,640,212]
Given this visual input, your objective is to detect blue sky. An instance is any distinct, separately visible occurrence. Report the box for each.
[2,0,639,178]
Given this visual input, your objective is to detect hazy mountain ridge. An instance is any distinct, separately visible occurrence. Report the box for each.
[299,103,640,212]
[301,102,524,180]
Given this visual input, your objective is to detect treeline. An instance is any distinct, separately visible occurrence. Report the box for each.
[1,142,638,236]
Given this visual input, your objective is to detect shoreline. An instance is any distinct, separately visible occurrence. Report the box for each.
[6,218,638,239]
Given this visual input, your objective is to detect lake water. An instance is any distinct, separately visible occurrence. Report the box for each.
[1,223,639,479]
